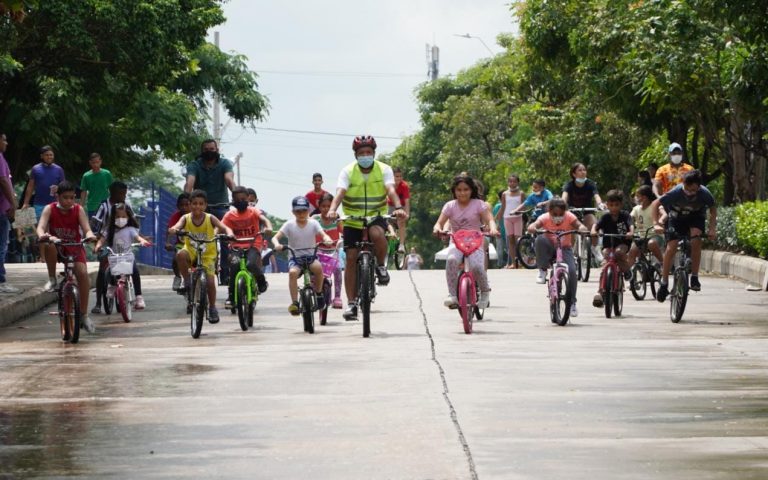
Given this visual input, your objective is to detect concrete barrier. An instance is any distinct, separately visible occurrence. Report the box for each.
[700,250,768,290]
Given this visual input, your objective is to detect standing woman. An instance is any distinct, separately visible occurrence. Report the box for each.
[562,162,605,262]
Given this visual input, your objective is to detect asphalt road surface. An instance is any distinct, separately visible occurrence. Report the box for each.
[1,269,767,479]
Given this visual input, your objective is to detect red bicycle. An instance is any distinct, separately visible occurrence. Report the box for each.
[44,238,93,343]
[594,233,630,318]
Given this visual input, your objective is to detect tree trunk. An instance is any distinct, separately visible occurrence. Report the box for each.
[727,102,756,203]
[666,118,688,156]
[691,125,700,169]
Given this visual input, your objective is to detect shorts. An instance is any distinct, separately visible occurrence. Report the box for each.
[634,235,665,250]
[33,204,45,222]
[503,216,523,237]
[343,218,388,250]
[603,237,632,249]
[59,245,87,264]
[666,215,706,241]
[289,254,317,270]
[181,246,217,276]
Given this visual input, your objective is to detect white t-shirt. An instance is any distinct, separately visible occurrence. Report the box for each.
[631,204,654,235]
[337,161,395,190]
[110,226,141,252]
[279,218,323,256]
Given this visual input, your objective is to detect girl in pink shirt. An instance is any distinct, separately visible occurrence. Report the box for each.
[433,175,499,309]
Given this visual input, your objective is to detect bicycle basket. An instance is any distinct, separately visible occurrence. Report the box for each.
[453,230,484,256]
[317,252,338,277]
[108,252,135,276]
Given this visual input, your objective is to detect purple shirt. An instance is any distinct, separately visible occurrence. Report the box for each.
[441,199,489,232]
[0,153,11,214]
[31,162,65,206]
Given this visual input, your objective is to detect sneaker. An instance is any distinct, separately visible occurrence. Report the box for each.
[83,316,96,334]
[332,297,343,309]
[478,291,490,309]
[343,303,358,320]
[690,275,701,291]
[91,306,102,314]
[208,306,220,324]
[225,298,234,310]
[134,295,145,310]
[0,283,20,293]
[443,295,459,308]
[397,244,406,254]
[592,293,604,308]
[593,249,604,264]
[44,277,57,292]
[536,269,547,284]
[657,283,669,303]
[257,277,269,294]
[375,265,390,285]
[570,303,579,317]
[106,285,116,299]
[315,293,326,311]
[288,301,300,316]
[172,276,182,291]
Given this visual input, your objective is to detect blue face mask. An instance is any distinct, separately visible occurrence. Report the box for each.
[574,177,587,185]
[357,155,374,169]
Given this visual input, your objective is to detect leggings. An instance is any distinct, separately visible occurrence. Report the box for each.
[445,244,489,297]
[534,236,578,303]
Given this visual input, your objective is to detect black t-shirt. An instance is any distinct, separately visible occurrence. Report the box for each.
[564,179,598,208]
[596,210,632,248]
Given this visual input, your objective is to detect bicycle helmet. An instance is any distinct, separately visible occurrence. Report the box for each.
[352,135,377,152]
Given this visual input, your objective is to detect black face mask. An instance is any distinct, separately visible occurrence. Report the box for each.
[233,200,249,212]
[201,151,220,162]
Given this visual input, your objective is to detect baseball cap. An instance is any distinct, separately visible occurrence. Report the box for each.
[292,196,310,211]
[668,142,683,153]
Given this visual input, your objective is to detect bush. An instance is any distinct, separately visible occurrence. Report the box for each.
[711,205,739,251]
[735,201,768,258]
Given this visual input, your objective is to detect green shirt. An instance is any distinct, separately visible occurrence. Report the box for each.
[186,156,234,205]
[80,168,113,212]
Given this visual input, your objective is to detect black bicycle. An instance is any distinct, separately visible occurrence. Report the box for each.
[282,245,326,334]
[513,208,536,269]
[669,234,700,323]
[629,227,661,301]
[570,207,599,282]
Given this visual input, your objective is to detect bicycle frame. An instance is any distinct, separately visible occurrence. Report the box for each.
[47,239,92,343]
[229,235,260,308]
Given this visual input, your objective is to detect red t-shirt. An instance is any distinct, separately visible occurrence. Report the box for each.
[305,189,329,211]
[388,181,410,206]
[167,210,184,246]
[48,202,86,263]
[222,207,263,249]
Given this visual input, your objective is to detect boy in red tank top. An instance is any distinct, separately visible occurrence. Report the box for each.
[36,180,98,332]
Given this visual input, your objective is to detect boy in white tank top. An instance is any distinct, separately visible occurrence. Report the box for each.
[494,174,526,268]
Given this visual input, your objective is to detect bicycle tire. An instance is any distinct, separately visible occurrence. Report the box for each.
[190,272,205,338]
[582,240,592,282]
[64,285,80,344]
[473,283,485,320]
[670,268,688,323]
[552,270,571,326]
[604,269,614,318]
[236,276,248,331]
[58,282,69,341]
[457,274,473,334]
[320,280,331,325]
[630,264,647,300]
[516,235,537,269]
[613,277,624,317]
[649,265,661,300]
[101,269,114,315]
[300,287,315,334]
[359,255,372,337]
[116,282,132,322]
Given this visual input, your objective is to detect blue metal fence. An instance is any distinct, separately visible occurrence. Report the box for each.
[138,185,177,269]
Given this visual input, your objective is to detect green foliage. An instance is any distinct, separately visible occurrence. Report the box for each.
[735,201,768,258]
[711,206,739,252]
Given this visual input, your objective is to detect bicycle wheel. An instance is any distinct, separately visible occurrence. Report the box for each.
[58,282,70,341]
[516,234,537,269]
[551,270,572,326]
[116,281,132,322]
[300,287,315,334]
[359,255,372,337]
[63,284,80,344]
[580,239,592,282]
[670,268,688,323]
[604,269,614,318]
[613,276,624,317]
[320,280,331,325]
[629,264,647,300]
[190,272,205,338]
[649,264,661,299]
[473,283,485,320]
[236,276,248,331]
[457,274,473,334]
[101,270,114,315]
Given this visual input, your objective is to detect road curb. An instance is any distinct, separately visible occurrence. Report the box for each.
[701,249,768,290]
[137,264,174,276]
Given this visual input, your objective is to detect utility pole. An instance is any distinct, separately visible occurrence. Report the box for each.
[212,31,221,144]
[426,43,439,81]
[233,152,243,185]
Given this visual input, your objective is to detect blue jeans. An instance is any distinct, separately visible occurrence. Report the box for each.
[208,206,230,283]
[0,214,9,283]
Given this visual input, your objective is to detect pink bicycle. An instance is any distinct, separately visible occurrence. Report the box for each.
[445,229,486,334]
[538,229,581,326]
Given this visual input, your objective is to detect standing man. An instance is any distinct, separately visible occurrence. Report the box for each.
[184,139,236,284]
[327,135,406,320]
[653,142,694,197]
[387,166,411,253]
[21,146,65,288]
[0,133,20,293]
[305,173,328,215]
[79,153,113,226]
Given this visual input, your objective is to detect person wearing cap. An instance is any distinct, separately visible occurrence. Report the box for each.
[653,142,694,197]
[326,135,406,321]
[272,196,334,316]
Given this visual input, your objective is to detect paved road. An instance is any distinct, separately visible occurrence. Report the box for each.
[1,269,767,479]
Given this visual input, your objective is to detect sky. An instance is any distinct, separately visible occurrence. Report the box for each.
[194,0,518,218]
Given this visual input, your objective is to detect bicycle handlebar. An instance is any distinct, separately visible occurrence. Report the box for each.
[175,231,233,243]
[536,229,586,237]
[103,243,146,255]
[336,214,393,223]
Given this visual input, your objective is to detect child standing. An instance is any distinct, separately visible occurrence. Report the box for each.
[165,192,191,292]
[590,190,634,308]
[95,203,152,310]
[433,175,499,309]
[222,186,272,310]
[272,196,333,315]
[495,174,526,268]
[36,181,98,332]
[313,192,344,308]
[168,189,235,323]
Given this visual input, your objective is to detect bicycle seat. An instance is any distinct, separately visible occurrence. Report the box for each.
[453,230,484,256]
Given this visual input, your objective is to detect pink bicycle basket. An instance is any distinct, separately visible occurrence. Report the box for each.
[453,230,484,256]
[317,252,338,277]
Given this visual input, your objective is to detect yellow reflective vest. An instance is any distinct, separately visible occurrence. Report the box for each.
[341,161,387,229]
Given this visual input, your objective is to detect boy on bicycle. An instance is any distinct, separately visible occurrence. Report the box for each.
[168,189,235,323]
[652,170,716,302]
[272,196,334,315]
[36,180,98,333]
[591,189,634,308]
[222,186,272,310]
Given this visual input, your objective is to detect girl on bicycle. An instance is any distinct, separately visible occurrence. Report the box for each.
[528,197,589,317]
[95,202,152,310]
[433,175,499,309]
[313,193,344,308]
[562,163,606,262]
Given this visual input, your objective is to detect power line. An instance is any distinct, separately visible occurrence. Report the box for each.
[255,127,404,140]
[257,69,424,79]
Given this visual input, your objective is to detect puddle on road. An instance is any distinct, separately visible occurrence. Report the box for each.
[170,363,217,376]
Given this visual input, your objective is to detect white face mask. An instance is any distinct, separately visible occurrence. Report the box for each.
[115,217,128,228]
[670,154,683,165]
[552,215,565,225]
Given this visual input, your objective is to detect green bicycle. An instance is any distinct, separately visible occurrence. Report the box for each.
[227,235,261,331]
[385,226,405,270]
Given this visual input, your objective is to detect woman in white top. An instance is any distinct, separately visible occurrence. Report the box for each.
[406,247,423,270]
[494,174,526,269]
